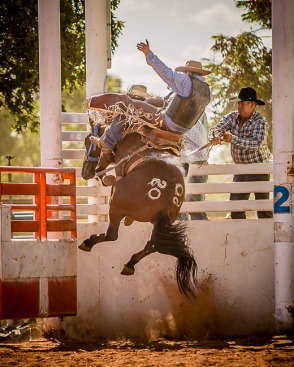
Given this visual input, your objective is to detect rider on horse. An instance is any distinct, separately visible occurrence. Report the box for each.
[89,39,211,184]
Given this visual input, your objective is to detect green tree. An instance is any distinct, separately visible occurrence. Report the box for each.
[62,74,123,113]
[0,109,41,167]
[0,74,123,168]
[205,32,272,119]
[236,0,271,29]
[205,0,272,147]
[0,0,124,133]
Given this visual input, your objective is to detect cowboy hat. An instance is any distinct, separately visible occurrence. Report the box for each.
[230,87,265,105]
[175,60,211,76]
[127,84,151,100]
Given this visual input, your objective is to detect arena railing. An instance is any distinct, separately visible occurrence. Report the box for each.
[0,167,77,240]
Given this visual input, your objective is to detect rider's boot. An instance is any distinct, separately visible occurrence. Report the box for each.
[90,135,104,148]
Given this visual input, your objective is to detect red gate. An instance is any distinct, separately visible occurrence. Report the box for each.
[0,166,77,240]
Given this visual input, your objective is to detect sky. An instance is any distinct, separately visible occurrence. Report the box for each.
[109,0,272,97]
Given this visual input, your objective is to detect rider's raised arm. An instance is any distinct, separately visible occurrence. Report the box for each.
[137,40,192,97]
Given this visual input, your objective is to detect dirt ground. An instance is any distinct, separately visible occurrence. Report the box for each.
[0,332,294,367]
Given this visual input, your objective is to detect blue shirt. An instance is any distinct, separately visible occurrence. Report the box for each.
[146,51,205,134]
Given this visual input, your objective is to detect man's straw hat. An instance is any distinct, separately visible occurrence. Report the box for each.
[175,60,211,76]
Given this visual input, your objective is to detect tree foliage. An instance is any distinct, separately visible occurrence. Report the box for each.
[235,0,272,29]
[205,0,272,148]
[0,73,123,168]
[62,74,123,113]
[0,108,41,167]
[0,0,124,133]
[205,32,272,119]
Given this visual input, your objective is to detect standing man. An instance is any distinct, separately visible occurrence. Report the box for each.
[208,87,273,219]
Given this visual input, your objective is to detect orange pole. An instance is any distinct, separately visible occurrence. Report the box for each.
[70,171,77,238]
[34,172,41,240]
[39,172,47,241]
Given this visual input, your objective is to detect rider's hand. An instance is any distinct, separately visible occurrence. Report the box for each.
[137,39,150,55]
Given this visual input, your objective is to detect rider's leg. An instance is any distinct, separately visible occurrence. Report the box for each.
[91,95,168,154]
[90,115,124,151]
[90,93,167,131]
[90,93,134,110]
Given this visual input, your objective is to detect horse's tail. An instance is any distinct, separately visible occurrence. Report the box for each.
[154,213,198,299]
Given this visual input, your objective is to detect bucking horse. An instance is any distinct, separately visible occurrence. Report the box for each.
[79,93,200,299]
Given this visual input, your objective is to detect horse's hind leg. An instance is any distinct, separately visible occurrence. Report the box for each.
[121,230,156,275]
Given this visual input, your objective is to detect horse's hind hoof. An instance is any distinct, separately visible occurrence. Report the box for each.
[120,265,135,276]
[78,242,93,252]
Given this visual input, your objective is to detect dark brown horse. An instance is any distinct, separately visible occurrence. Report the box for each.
[79,100,198,299]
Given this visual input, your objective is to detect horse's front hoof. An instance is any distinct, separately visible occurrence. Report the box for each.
[78,242,93,252]
[120,265,135,276]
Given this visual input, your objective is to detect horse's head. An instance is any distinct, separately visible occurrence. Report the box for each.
[82,110,115,182]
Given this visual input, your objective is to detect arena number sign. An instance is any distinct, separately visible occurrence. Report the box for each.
[274,185,292,213]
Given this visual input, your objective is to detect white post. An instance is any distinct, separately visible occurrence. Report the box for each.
[38,0,62,168]
[272,0,294,332]
[38,5,64,341]
[0,205,12,243]
[85,0,111,223]
[38,0,62,238]
[85,0,110,97]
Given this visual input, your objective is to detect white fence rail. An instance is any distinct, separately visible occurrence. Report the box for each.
[61,112,274,222]
[182,162,273,216]
[74,163,273,222]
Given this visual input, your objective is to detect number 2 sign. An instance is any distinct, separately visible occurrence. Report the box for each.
[274,184,292,213]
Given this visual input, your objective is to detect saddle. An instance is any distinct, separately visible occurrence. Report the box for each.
[122,126,184,156]
[96,126,184,185]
